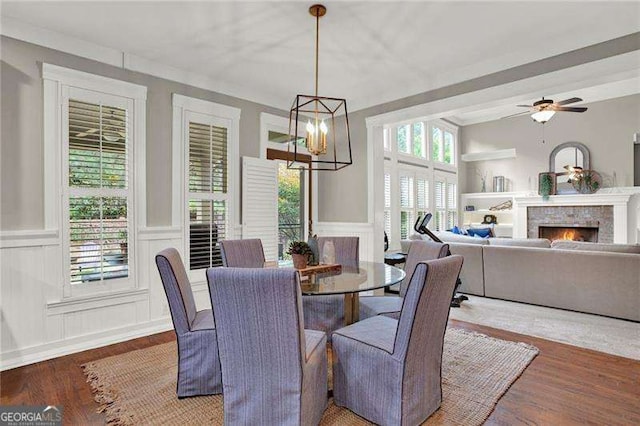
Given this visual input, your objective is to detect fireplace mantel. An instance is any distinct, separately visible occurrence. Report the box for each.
[513,190,638,243]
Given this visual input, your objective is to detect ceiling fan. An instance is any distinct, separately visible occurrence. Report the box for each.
[502,97,588,123]
[74,111,126,142]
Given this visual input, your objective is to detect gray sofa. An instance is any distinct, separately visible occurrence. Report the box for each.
[402,234,640,321]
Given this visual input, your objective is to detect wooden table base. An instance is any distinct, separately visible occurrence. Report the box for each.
[343,293,360,325]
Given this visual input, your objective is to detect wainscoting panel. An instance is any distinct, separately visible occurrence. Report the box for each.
[314,222,376,261]
[0,228,185,370]
[62,302,139,339]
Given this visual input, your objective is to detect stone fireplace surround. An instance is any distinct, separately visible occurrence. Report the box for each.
[513,191,638,244]
[528,205,613,243]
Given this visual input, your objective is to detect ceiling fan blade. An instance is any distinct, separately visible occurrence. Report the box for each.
[556,97,582,106]
[516,105,533,108]
[501,111,531,119]
[552,106,588,112]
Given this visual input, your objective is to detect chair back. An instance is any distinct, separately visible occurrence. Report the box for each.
[392,256,463,404]
[318,236,359,267]
[400,241,449,297]
[155,248,198,334]
[220,239,265,267]
[207,268,307,420]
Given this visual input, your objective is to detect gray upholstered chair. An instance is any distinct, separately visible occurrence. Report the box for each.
[332,255,464,425]
[359,241,449,320]
[303,236,359,339]
[220,238,265,267]
[207,267,328,425]
[155,248,222,398]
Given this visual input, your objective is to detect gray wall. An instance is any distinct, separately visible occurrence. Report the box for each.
[460,94,640,193]
[1,36,287,230]
[318,32,640,222]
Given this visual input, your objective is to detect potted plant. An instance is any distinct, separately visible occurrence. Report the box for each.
[287,241,313,270]
[538,172,556,201]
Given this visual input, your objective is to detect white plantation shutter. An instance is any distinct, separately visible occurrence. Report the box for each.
[242,157,278,261]
[447,182,458,229]
[416,178,428,210]
[435,181,445,210]
[447,182,457,209]
[434,180,446,231]
[399,175,414,208]
[384,172,392,241]
[384,173,391,208]
[188,120,229,269]
[67,98,131,284]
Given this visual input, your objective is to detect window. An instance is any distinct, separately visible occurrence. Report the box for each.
[276,162,304,260]
[434,175,457,231]
[383,128,391,152]
[399,174,414,239]
[383,118,458,249]
[173,95,240,276]
[43,64,147,298]
[431,122,456,166]
[188,120,229,269]
[397,124,409,154]
[67,98,131,285]
[259,112,315,256]
[396,122,426,159]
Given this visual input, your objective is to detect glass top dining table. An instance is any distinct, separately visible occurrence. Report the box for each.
[287,261,406,325]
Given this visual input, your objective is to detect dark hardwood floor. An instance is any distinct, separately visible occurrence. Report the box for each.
[1,319,639,425]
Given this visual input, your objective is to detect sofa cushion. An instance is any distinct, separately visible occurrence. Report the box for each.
[551,240,640,254]
[489,238,551,248]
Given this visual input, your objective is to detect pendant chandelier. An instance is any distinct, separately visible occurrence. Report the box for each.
[288,4,353,171]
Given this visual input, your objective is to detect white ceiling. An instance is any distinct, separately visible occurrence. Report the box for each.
[2,1,639,111]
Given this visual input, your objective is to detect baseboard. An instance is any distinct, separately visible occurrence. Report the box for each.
[1,318,174,371]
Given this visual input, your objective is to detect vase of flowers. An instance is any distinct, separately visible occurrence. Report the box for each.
[287,241,313,269]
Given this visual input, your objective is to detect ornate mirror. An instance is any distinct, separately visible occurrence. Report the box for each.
[549,142,590,194]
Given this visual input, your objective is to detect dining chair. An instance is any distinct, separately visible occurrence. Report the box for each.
[155,248,222,398]
[303,236,359,339]
[359,240,449,320]
[207,267,328,425]
[220,238,265,268]
[332,255,464,425]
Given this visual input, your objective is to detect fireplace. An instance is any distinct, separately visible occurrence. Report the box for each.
[538,224,599,242]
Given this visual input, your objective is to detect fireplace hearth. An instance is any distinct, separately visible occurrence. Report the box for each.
[539,225,599,242]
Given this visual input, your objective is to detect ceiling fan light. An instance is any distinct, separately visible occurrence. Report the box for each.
[531,110,555,123]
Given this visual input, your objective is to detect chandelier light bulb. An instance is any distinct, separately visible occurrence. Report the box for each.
[319,120,328,134]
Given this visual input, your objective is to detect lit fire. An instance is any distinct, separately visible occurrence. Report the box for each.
[560,230,576,240]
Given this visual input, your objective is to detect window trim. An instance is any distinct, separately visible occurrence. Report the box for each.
[42,63,147,299]
[172,94,240,281]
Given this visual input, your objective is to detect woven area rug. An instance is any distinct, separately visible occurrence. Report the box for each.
[83,328,538,425]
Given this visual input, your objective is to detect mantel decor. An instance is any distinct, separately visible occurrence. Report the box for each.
[288,4,353,171]
[572,169,602,194]
[538,172,556,200]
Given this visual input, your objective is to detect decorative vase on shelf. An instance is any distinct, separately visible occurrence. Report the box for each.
[292,254,308,270]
